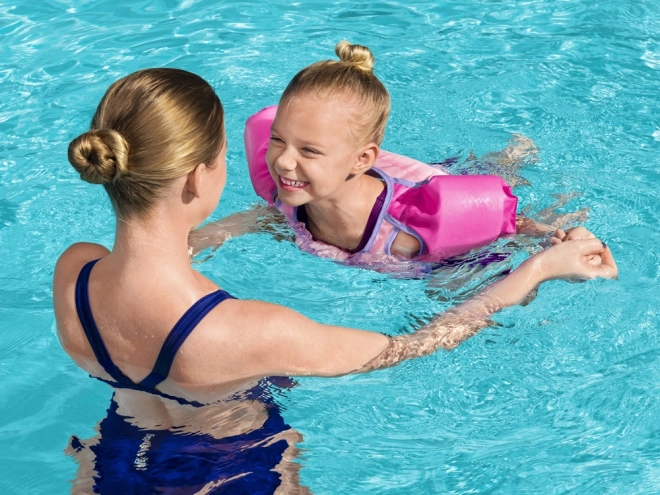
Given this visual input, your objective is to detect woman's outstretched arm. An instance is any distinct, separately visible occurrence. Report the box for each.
[192,237,617,384]
[358,238,617,371]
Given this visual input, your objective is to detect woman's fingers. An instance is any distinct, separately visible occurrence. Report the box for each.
[597,245,618,278]
[590,257,618,279]
[586,254,602,266]
[594,263,618,279]
[577,239,617,279]
[576,237,606,256]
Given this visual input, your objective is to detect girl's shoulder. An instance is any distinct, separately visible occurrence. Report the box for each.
[375,150,447,182]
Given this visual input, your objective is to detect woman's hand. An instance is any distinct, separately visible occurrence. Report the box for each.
[537,237,618,281]
[549,226,602,266]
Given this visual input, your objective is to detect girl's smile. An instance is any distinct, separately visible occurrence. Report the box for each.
[278,175,309,191]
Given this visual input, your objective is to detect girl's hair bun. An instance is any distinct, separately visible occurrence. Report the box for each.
[67,128,129,184]
[335,40,375,72]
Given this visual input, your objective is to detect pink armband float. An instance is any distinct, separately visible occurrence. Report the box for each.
[244,106,279,205]
[244,106,518,261]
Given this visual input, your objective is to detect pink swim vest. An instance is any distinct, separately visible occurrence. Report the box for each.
[244,106,518,261]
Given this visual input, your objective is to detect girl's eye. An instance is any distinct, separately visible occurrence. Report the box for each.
[302,147,319,155]
[270,136,283,143]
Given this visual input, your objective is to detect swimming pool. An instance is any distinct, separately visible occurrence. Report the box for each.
[1,0,659,492]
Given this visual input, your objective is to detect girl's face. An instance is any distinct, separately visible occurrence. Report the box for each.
[266,94,366,206]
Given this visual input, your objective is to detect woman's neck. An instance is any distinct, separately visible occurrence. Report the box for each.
[304,172,384,251]
[110,205,194,277]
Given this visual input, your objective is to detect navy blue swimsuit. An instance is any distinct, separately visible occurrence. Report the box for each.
[71,259,292,494]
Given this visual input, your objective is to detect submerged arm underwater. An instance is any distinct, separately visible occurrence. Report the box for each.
[188,204,289,255]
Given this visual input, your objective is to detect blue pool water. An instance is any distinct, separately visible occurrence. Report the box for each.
[1,0,660,493]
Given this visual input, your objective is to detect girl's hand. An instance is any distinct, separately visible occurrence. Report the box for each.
[537,238,618,281]
[549,226,595,243]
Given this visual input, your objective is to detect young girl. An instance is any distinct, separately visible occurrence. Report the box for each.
[194,41,578,264]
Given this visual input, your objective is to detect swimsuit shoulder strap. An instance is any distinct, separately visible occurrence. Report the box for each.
[75,259,235,392]
[75,259,135,386]
[138,289,235,390]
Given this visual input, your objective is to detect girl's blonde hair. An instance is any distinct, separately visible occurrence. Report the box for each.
[280,41,390,145]
[68,68,225,219]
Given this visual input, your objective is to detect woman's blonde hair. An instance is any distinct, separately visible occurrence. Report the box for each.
[280,41,390,145]
[68,68,225,219]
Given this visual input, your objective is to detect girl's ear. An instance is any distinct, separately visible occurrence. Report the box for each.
[351,142,380,175]
[185,163,207,199]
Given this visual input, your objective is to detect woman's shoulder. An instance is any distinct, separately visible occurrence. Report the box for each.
[53,243,111,373]
[58,241,111,260]
[54,242,110,287]
[53,243,110,329]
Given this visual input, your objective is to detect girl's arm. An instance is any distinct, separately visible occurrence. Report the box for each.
[515,215,556,237]
[188,205,285,255]
[516,203,590,237]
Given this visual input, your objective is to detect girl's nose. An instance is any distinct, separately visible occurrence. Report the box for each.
[274,148,296,172]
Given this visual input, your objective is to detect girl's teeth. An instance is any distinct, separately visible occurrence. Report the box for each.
[282,177,306,187]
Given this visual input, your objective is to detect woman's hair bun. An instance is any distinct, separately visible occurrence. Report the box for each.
[67,128,129,184]
[335,40,375,72]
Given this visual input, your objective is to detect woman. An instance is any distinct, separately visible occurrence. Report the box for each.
[54,68,617,493]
